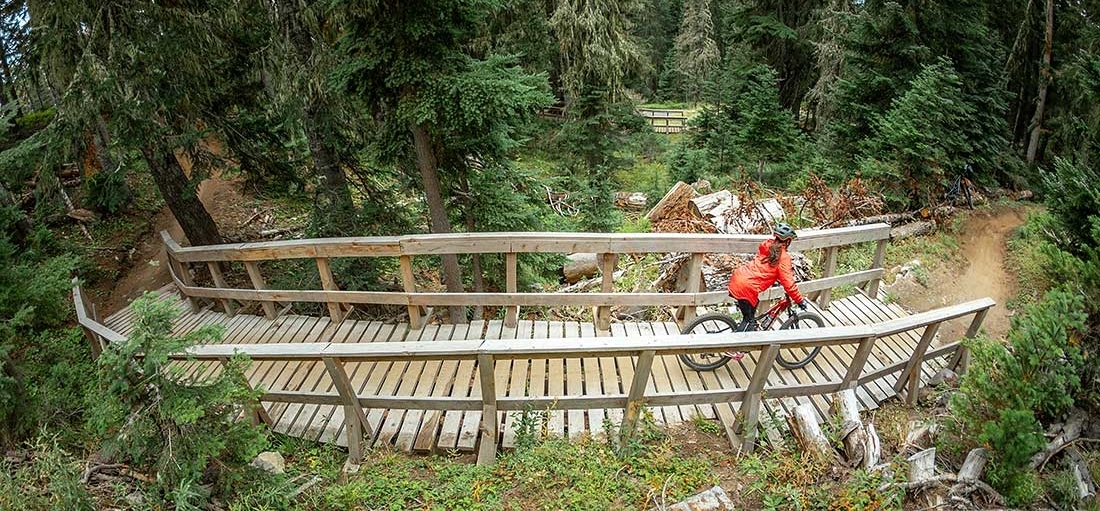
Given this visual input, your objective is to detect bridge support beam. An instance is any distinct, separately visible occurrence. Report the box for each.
[894,323,941,406]
[735,344,779,453]
[476,354,498,466]
[620,350,656,445]
[325,357,373,465]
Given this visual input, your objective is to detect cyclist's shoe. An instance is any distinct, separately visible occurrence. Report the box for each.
[722,351,746,362]
[797,301,808,311]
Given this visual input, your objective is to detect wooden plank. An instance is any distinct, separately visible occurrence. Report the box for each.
[437,322,479,450]
[656,321,713,420]
[476,353,498,465]
[399,255,422,329]
[360,323,411,446]
[638,320,677,424]
[505,253,518,328]
[458,320,498,451]
[206,262,236,317]
[544,321,567,438]
[563,322,586,439]
[523,321,551,439]
[650,322,693,422]
[326,322,397,445]
[282,319,360,442]
[376,324,437,446]
[264,317,326,430]
[415,323,464,451]
[624,322,664,425]
[821,299,899,402]
[502,320,535,448]
[394,324,449,450]
[317,320,387,443]
[324,357,371,464]
[579,322,605,438]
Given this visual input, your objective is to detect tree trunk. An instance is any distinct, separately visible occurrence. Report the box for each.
[141,145,222,247]
[278,0,356,238]
[410,123,466,323]
[1026,0,1053,164]
[304,106,355,237]
[460,173,485,320]
[0,181,32,248]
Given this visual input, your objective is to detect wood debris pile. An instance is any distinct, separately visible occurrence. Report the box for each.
[801,174,884,228]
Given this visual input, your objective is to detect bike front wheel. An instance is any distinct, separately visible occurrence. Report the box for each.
[775,312,826,369]
[678,312,741,371]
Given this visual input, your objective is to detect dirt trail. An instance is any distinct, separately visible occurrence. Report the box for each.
[890,206,1031,340]
[98,173,245,315]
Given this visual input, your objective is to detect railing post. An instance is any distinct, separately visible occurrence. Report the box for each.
[244,261,279,320]
[817,247,838,309]
[620,350,656,444]
[865,239,888,299]
[71,280,105,359]
[504,253,518,328]
[595,253,616,331]
[949,308,989,373]
[206,262,236,317]
[217,356,271,426]
[842,337,877,388]
[167,252,201,314]
[315,258,345,324]
[399,255,424,330]
[675,253,704,326]
[894,322,942,406]
[476,354,498,466]
[736,344,779,453]
[324,357,372,466]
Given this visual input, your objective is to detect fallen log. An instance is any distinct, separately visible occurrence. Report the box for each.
[563,253,599,283]
[1030,409,1088,470]
[645,181,695,222]
[1066,446,1098,500]
[690,190,736,218]
[890,221,935,241]
[844,212,913,227]
[614,191,647,210]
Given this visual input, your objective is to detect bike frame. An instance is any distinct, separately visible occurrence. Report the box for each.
[753,296,795,331]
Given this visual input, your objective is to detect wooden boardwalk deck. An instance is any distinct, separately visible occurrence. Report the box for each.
[102,285,948,454]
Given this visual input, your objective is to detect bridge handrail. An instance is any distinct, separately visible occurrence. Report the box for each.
[71,276,992,465]
[160,223,892,330]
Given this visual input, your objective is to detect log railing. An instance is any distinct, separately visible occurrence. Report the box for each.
[72,279,993,466]
[160,224,892,330]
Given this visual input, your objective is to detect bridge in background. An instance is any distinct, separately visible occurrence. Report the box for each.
[73,224,994,466]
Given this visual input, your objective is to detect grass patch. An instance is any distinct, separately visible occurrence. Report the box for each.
[1004,207,1053,310]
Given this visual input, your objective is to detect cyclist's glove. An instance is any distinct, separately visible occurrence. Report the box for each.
[797,300,808,311]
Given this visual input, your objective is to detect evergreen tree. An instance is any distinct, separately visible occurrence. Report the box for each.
[333,1,552,322]
[550,0,647,232]
[863,57,973,207]
[674,0,720,104]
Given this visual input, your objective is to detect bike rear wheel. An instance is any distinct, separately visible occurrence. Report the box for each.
[775,312,825,369]
[678,312,741,371]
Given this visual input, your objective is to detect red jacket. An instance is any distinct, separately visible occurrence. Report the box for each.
[727,239,804,307]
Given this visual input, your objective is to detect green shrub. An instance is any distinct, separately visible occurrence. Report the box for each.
[949,289,1088,501]
[84,166,132,214]
[0,434,95,511]
[87,293,268,503]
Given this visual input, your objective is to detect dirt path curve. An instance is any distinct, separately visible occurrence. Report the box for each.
[890,206,1032,340]
[98,173,245,316]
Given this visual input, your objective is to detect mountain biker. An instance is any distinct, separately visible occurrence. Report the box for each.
[726,223,809,339]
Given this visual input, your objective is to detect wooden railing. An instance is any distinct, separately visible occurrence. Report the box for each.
[160,224,892,331]
[637,108,690,133]
[71,279,994,466]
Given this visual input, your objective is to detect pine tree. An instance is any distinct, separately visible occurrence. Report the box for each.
[674,0,720,104]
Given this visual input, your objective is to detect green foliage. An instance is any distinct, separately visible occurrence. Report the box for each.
[84,165,133,215]
[949,291,1088,498]
[861,57,973,208]
[0,435,95,511]
[0,235,78,444]
[88,293,268,501]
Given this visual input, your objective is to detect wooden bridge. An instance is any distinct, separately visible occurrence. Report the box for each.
[73,224,994,466]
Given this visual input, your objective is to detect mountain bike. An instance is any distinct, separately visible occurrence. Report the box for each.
[678,295,826,371]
